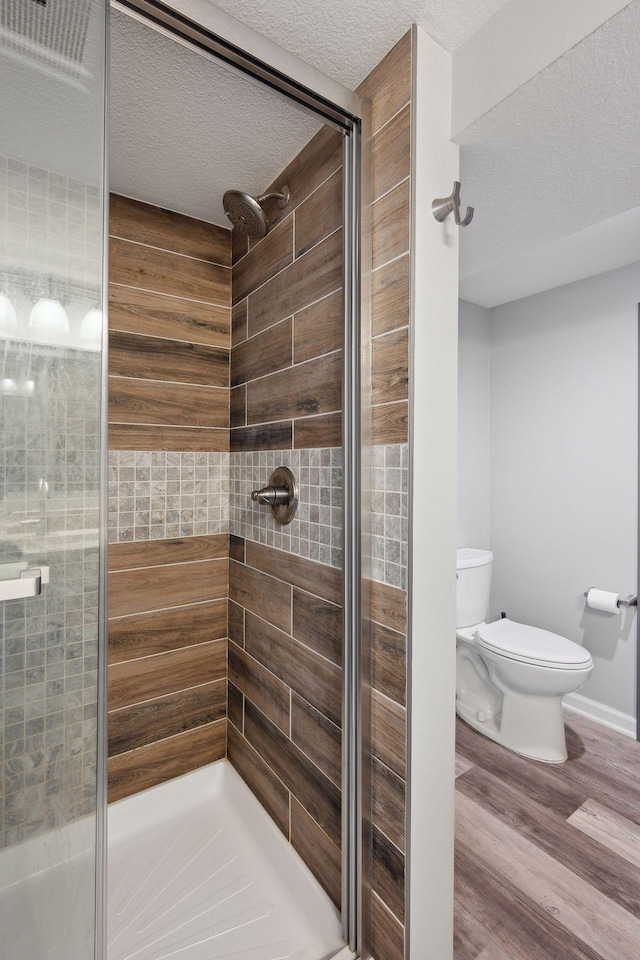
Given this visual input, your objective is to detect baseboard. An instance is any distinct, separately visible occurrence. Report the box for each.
[563,692,637,739]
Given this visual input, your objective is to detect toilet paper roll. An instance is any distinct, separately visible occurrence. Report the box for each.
[586,588,621,615]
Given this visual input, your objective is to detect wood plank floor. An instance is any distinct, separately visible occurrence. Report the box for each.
[455,713,640,960]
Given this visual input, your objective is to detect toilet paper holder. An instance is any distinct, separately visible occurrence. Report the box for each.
[583,589,637,608]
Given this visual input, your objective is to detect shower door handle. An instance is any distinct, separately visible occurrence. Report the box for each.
[0,566,48,602]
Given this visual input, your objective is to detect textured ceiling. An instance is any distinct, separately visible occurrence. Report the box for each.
[109,7,322,226]
[210,0,508,88]
[460,0,640,304]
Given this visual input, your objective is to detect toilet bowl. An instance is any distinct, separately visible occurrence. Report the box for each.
[456,549,593,763]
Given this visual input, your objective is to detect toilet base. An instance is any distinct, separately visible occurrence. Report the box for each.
[456,695,567,763]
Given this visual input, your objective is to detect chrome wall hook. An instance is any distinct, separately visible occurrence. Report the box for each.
[432,181,474,227]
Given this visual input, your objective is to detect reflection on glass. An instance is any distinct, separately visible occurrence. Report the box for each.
[0,0,106,956]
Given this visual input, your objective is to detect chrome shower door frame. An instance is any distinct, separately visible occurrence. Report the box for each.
[107,1,372,955]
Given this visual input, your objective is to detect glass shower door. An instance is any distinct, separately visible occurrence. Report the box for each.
[0,1,107,957]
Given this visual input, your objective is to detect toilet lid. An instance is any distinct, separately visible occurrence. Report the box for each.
[477,618,592,668]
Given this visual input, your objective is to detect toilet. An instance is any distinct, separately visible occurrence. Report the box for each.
[456,548,593,763]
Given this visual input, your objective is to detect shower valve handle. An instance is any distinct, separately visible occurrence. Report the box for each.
[251,485,291,505]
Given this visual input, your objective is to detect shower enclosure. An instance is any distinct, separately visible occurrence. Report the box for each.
[1,1,369,957]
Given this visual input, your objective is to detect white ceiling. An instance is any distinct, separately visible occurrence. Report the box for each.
[460,0,640,306]
[109,0,509,228]
[210,0,508,88]
[109,7,322,227]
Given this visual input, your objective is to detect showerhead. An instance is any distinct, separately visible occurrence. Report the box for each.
[223,185,291,238]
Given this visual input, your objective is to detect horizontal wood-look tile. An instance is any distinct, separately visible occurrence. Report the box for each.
[371,579,407,633]
[246,540,342,605]
[247,351,342,425]
[357,30,411,134]
[230,384,246,428]
[293,289,343,364]
[372,328,409,404]
[109,284,230,348]
[232,216,293,304]
[109,194,231,266]
[109,423,229,453]
[227,681,244,733]
[455,847,597,960]
[110,238,230,305]
[291,797,341,908]
[228,599,245,647]
[229,534,245,564]
[456,719,586,820]
[456,760,640,920]
[292,588,342,666]
[245,612,341,726]
[259,125,343,233]
[232,299,248,346]
[455,753,475,778]
[372,103,411,202]
[372,619,406,706]
[372,689,406,779]
[372,399,408,445]
[372,253,410,338]
[231,318,292,386]
[108,599,227,664]
[108,679,226,755]
[372,756,406,852]
[109,330,229,388]
[109,558,228,618]
[229,641,290,735]
[372,889,405,960]
[109,377,228,428]
[372,180,410,271]
[291,693,341,786]
[108,719,226,803]
[294,412,342,449]
[295,170,342,258]
[232,227,248,266]
[227,723,289,837]
[109,534,227,571]
[248,230,342,337]
[568,800,640,870]
[109,639,227,710]
[229,558,292,632]
[230,421,292,452]
[372,824,405,923]
[244,700,341,846]
[457,789,640,960]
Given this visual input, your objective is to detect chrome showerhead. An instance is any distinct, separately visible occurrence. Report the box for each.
[223,185,290,238]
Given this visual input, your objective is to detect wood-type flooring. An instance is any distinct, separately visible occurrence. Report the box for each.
[455,713,640,960]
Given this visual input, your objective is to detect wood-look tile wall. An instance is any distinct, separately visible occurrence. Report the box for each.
[107,535,229,801]
[359,31,411,448]
[227,535,343,906]
[230,129,344,451]
[358,31,412,959]
[107,197,233,801]
[109,194,231,452]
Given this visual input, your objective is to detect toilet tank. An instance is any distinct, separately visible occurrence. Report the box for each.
[456,548,493,628]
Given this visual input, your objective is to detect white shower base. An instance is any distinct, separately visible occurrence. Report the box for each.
[107,760,346,960]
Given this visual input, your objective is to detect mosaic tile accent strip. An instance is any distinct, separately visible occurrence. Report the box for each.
[371,443,409,590]
[107,452,230,544]
[230,448,343,569]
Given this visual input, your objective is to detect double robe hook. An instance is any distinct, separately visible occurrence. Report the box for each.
[432,181,474,227]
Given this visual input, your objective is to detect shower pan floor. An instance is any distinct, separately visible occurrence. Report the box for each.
[107,761,344,960]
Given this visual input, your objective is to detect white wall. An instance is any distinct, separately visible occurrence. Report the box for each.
[488,263,639,721]
[458,300,491,549]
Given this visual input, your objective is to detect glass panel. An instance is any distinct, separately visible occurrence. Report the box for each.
[0,1,107,957]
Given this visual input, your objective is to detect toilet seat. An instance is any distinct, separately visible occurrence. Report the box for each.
[477,618,592,670]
